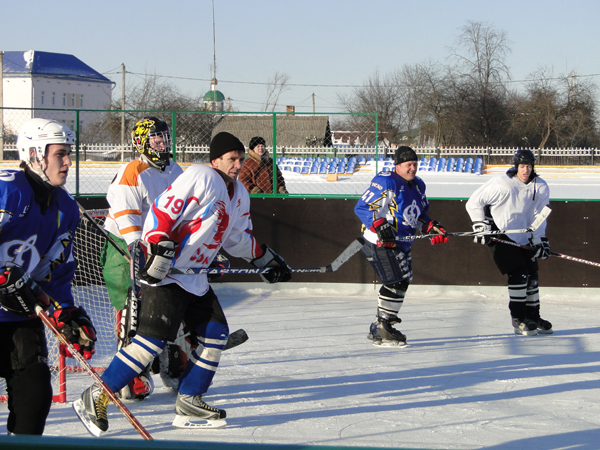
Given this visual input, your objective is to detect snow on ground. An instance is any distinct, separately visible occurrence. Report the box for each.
[3,283,599,450]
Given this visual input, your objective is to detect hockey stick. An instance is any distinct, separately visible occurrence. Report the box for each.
[170,237,366,275]
[490,237,600,268]
[397,205,552,242]
[34,305,153,440]
[76,203,131,262]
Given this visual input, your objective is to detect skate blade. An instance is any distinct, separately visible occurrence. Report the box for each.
[537,328,553,334]
[72,398,106,437]
[514,328,538,336]
[173,414,227,429]
[372,340,408,347]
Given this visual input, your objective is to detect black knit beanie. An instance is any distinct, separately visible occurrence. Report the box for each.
[249,136,266,150]
[393,146,418,165]
[210,132,245,161]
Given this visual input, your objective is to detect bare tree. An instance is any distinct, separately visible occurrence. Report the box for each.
[337,70,406,144]
[264,72,291,112]
[448,21,512,146]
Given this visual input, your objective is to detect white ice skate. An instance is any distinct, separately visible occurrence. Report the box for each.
[173,393,227,429]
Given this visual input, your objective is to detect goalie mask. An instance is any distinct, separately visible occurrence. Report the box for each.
[17,118,75,186]
[132,117,172,170]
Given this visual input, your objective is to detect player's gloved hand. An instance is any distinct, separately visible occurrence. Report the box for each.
[530,236,551,260]
[139,240,177,284]
[207,252,230,282]
[0,265,50,317]
[51,306,97,360]
[250,186,262,194]
[370,218,396,248]
[251,244,292,283]
[471,220,492,245]
[421,220,449,245]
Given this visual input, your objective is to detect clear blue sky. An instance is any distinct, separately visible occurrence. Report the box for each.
[2,0,600,113]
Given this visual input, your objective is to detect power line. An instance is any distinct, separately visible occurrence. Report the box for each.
[101,69,600,89]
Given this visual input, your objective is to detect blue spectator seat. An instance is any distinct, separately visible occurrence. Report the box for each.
[435,158,445,171]
[284,166,292,171]
[474,158,483,175]
[293,166,301,173]
[301,166,310,174]
[446,158,455,172]
[327,165,337,174]
[357,157,366,165]
[319,164,328,174]
[310,165,318,174]
[455,158,465,172]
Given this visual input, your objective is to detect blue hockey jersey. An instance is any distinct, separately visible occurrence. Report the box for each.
[0,169,79,322]
[354,170,432,252]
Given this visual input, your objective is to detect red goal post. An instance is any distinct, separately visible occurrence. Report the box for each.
[0,209,116,403]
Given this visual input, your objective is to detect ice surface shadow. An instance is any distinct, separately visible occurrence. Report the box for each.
[480,428,600,450]
[208,349,600,428]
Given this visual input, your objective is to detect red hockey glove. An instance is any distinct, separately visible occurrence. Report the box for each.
[51,306,97,360]
[421,220,449,245]
[371,218,396,248]
[0,265,50,317]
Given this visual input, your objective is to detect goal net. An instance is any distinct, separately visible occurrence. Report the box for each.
[0,209,117,403]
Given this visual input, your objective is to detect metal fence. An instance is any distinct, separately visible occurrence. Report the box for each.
[1,107,598,198]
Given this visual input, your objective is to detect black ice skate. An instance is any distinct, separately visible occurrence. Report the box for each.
[173,393,227,429]
[368,313,407,347]
[73,384,110,437]
[533,317,553,334]
[512,317,539,336]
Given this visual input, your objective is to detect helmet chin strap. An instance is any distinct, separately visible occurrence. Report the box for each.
[28,156,57,188]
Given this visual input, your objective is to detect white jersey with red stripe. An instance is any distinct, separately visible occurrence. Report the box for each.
[104,157,183,245]
[142,163,262,296]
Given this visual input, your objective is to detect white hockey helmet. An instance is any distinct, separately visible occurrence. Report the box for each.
[17,118,75,184]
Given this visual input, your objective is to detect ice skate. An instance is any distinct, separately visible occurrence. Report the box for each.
[534,317,553,334]
[369,313,407,347]
[73,384,110,437]
[173,393,227,429]
[512,317,538,336]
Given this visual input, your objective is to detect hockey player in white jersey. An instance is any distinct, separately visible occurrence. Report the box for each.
[0,118,97,434]
[466,149,553,336]
[74,131,291,434]
[100,117,183,400]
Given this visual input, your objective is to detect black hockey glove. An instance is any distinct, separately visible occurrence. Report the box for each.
[471,220,492,245]
[51,306,97,360]
[0,265,50,317]
[250,244,292,284]
[208,252,230,282]
[530,236,551,260]
[421,220,449,245]
[139,240,177,284]
[370,218,396,248]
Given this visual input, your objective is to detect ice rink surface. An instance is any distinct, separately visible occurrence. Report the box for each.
[4,283,599,450]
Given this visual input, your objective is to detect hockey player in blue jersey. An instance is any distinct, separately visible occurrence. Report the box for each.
[355,146,448,347]
[0,118,97,435]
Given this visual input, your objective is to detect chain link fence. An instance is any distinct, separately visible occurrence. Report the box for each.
[1,107,598,198]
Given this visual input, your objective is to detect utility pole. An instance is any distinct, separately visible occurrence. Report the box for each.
[121,63,125,162]
[312,92,315,114]
[0,51,4,160]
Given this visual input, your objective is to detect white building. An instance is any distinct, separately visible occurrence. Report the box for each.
[1,50,114,137]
